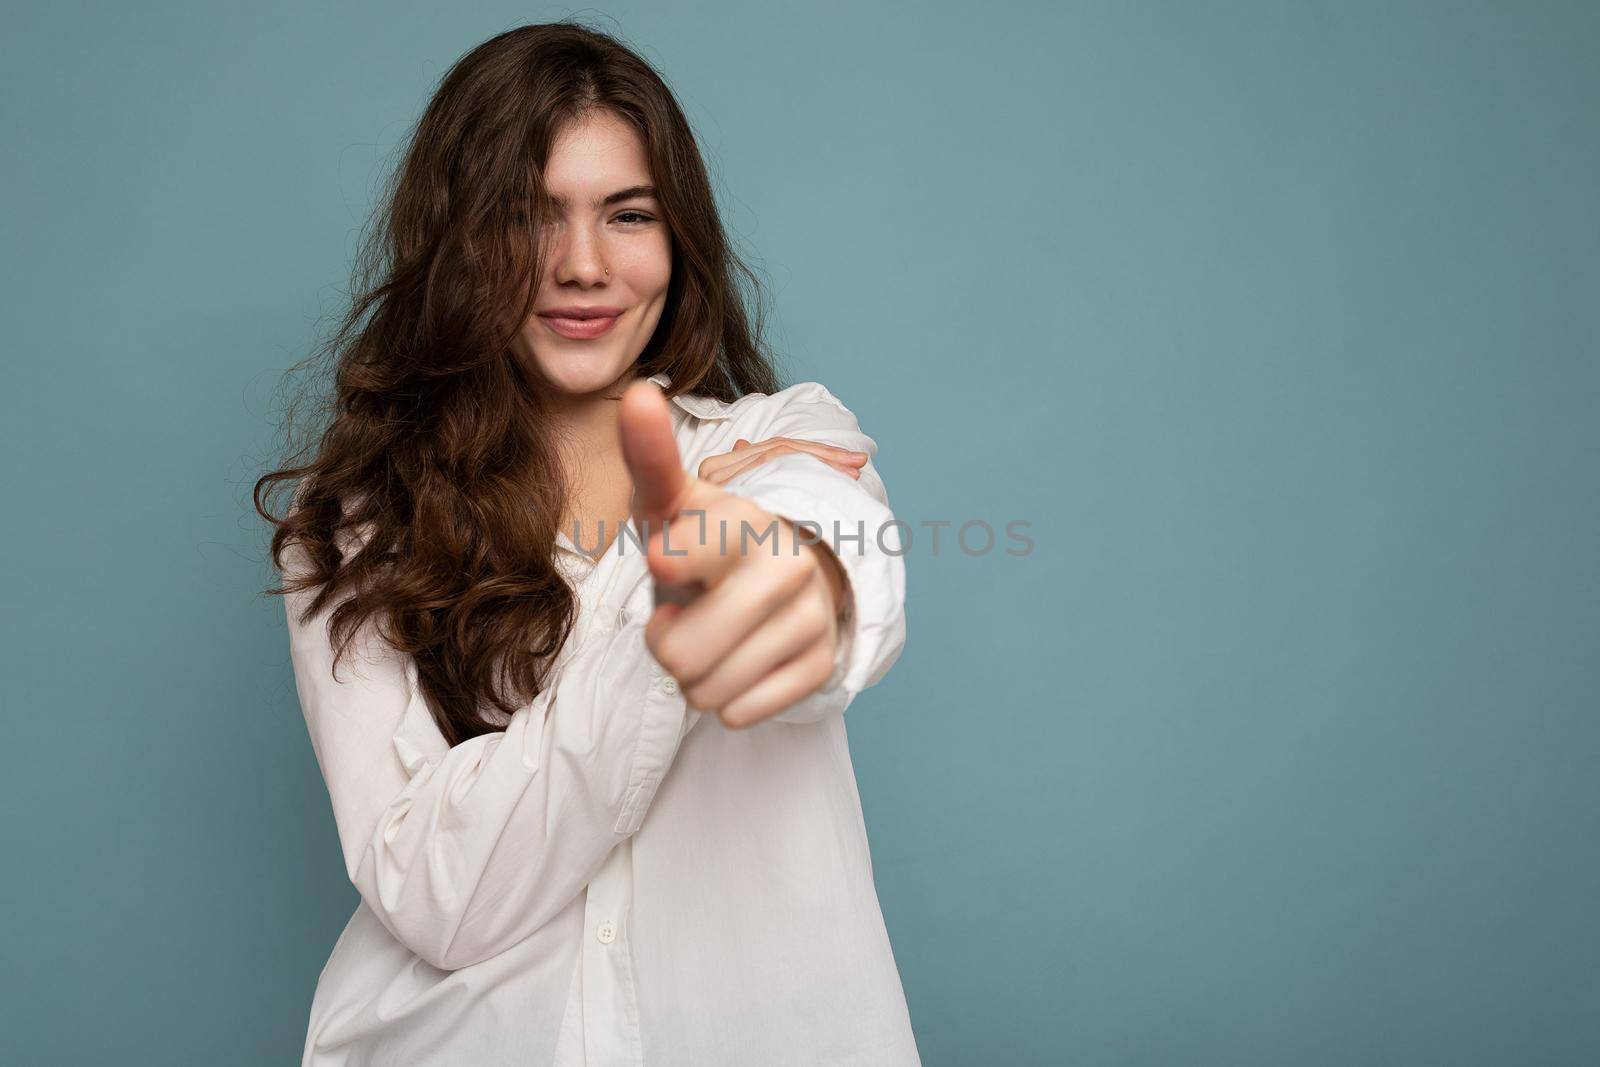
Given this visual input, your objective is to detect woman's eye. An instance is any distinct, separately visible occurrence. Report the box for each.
[510,210,651,228]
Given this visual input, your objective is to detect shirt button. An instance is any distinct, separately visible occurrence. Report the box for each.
[596,920,617,945]
[659,676,679,696]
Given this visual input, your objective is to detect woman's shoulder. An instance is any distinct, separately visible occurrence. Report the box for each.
[728,380,863,441]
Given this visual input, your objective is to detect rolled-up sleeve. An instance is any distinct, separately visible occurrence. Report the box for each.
[716,382,908,724]
[284,541,692,971]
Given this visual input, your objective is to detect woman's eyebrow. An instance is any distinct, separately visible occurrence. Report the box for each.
[547,184,658,210]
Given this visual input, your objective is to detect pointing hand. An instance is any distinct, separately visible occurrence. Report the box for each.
[618,379,849,728]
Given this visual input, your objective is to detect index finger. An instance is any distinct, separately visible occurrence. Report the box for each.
[619,378,688,530]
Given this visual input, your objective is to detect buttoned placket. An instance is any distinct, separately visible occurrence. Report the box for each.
[550,527,685,1067]
[553,662,686,1067]
[580,833,642,1065]
[551,391,705,1065]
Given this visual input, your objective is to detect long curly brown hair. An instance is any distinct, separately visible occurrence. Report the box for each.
[255,21,783,747]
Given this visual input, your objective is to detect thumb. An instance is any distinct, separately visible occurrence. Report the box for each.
[619,377,688,533]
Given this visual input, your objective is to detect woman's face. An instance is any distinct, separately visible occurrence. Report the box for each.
[512,110,672,405]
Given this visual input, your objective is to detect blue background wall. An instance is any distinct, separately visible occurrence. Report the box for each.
[3,2,1596,1063]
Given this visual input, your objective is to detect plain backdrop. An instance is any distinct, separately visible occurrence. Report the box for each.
[2,2,1597,1064]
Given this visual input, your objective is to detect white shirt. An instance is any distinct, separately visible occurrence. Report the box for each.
[286,372,919,1065]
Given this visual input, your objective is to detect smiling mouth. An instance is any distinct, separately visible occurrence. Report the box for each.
[538,311,623,339]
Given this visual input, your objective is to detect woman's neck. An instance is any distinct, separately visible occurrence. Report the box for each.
[541,370,637,474]
[544,372,642,555]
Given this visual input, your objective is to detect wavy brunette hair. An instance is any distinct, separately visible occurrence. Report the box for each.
[255,22,783,746]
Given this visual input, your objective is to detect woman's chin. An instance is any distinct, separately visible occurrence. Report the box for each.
[531,351,632,399]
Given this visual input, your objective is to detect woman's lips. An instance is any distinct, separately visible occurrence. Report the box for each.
[540,312,622,340]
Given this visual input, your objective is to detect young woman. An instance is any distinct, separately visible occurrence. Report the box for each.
[255,21,918,1067]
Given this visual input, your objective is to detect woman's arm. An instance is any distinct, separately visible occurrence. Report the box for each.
[709,382,909,724]
[285,541,691,972]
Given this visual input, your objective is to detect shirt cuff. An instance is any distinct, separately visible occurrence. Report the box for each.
[809,536,856,694]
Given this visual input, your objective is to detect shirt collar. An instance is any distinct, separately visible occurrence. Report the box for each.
[646,371,734,422]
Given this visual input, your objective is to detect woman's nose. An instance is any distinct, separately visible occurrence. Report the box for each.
[550,231,610,285]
